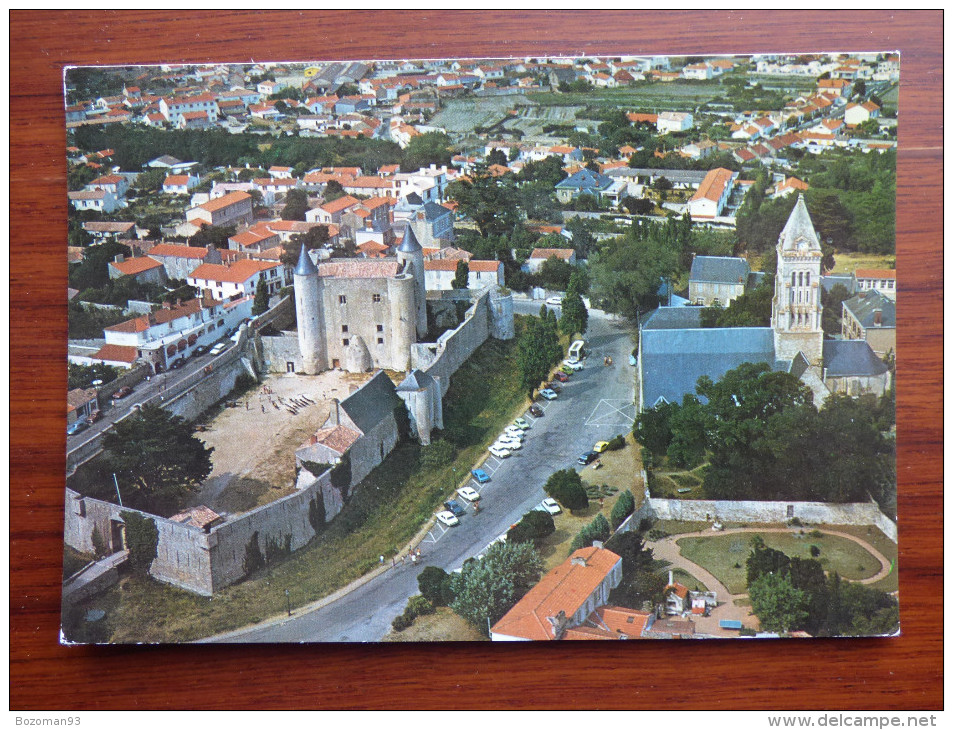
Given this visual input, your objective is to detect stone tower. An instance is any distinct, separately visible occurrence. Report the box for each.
[396,225,428,339]
[294,244,326,374]
[771,195,824,365]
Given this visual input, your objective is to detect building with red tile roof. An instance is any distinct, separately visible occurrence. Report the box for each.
[687,167,737,219]
[188,259,282,300]
[107,255,166,284]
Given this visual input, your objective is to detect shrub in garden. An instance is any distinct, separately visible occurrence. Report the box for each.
[610,490,635,530]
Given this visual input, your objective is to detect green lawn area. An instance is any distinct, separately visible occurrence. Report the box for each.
[69,320,540,643]
[827,251,896,275]
[676,531,884,595]
[650,463,707,498]
[529,82,722,112]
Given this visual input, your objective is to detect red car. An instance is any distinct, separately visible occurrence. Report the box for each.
[553,371,569,383]
[528,404,544,418]
[113,386,133,399]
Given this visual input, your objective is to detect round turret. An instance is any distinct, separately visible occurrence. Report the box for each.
[396,225,428,339]
[294,245,326,373]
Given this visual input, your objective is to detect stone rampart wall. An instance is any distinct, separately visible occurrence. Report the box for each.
[412,289,490,396]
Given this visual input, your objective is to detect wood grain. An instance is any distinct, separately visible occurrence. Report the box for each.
[10,10,941,710]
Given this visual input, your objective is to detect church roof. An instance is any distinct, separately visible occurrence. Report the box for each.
[641,306,703,330]
[822,340,889,377]
[689,256,750,285]
[820,274,855,294]
[294,242,318,276]
[640,327,776,407]
[778,195,821,252]
[339,370,402,434]
[397,223,423,253]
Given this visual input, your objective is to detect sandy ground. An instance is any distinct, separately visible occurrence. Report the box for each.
[188,370,374,517]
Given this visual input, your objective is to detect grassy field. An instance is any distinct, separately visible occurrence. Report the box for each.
[650,463,707,498]
[67,323,540,643]
[528,82,721,112]
[676,531,884,595]
[828,252,896,275]
[381,607,487,642]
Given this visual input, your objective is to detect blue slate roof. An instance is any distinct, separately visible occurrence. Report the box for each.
[294,241,318,276]
[641,306,704,330]
[555,168,614,193]
[689,256,750,285]
[820,274,855,294]
[822,340,889,377]
[640,327,776,407]
[340,370,402,433]
[396,368,434,392]
[420,201,451,221]
[843,290,895,328]
[398,223,423,253]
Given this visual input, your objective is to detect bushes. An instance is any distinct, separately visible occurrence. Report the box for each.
[391,594,436,633]
[610,490,635,530]
[418,566,455,607]
[544,469,589,511]
[606,434,627,451]
[507,509,556,545]
[570,513,611,553]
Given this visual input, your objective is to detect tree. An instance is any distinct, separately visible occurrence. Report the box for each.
[451,260,470,290]
[418,565,454,607]
[486,147,508,167]
[102,404,214,515]
[516,315,561,397]
[68,240,132,292]
[559,289,588,337]
[634,401,677,458]
[323,179,346,202]
[700,275,774,328]
[120,510,159,576]
[280,225,330,267]
[450,542,543,634]
[544,469,589,511]
[402,131,453,171]
[507,509,555,545]
[446,165,522,238]
[621,196,655,215]
[821,282,851,336]
[281,188,310,221]
[517,181,562,223]
[252,276,270,315]
[536,255,574,291]
[517,155,567,187]
[189,224,235,249]
[749,572,810,633]
[610,490,635,529]
[746,535,792,586]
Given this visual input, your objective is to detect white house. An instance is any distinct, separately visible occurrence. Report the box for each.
[656,111,694,134]
[844,101,881,126]
[686,167,737,220]
[68,189,121,213]
[163,174,201,195]
[187,259,282,300]
[424,258,504,291]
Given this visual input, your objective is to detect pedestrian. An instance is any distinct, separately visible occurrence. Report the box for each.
[392,556,396,567]
[411,553,417,565]
[401,555,405,565]
[261,404,265,413]
[416,548,422,559]
[379,555,385,565]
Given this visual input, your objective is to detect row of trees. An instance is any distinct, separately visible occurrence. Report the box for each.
[635,362,896,508]
[746,537,898,636]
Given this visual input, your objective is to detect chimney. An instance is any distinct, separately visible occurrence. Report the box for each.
[114,254,125,263]
[571,555,588,567]
[592,540,604,550]
[332,398,340,426]
[873,309,882,326]
[669,570,674,586]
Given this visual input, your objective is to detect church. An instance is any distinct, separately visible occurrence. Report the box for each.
[637,196,891,410]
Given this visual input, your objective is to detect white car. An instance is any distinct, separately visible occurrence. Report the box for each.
[488,445,511,458]
[436,510,460,527]
[546,296,563,306]
[457,486,481,502]
[539,388,558,400]
[495,438,521,450]
[540,498,562,515]
[503,428,525,440]
[563,359,584,371]
[513,417,530,430]
[209,342,228,356]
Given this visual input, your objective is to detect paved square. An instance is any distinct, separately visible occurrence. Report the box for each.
[584,399,636,427]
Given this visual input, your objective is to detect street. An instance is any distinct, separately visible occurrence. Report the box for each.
[207,303,636,643]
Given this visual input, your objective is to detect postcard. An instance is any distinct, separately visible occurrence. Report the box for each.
[62,52,898,643]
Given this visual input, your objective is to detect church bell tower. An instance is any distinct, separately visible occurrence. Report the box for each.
[771,195,824,365]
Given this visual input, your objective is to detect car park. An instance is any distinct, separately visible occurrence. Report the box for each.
[444,499,466,517]
[546,296,563,306]
[560,364,575,375]
[553,371,569,382]
[594,441,610,453]
[513,417,530,430]
[87,409,102,423]
[67,419,89,436]
[540,388,558,400]
[488,445,512,458]
[113,386,133,399]
[471,468,490,484]
[540,498,562,515]
[436,510,459,527]
[578,451,598,465]
[528,404,544,418]
[457,486,481,501]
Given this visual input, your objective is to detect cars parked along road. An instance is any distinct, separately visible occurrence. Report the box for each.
[436,510,459,527]
[539,389,558,400]
[470,469,490,484]
[457,486,481,501]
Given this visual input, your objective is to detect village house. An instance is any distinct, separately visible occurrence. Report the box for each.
[163,174,201,195]
[187,258,282,300]
[146,243,223,280]
[82,221,138,242]
[688,255,752,307]
[853,268,897,300]
[107,254,167,285]
[686,167,737,219]
[68,189,121,213]
[423,257,504,291]
[525,247,576,273]
[841,290,896,358]
[184,190,254,232]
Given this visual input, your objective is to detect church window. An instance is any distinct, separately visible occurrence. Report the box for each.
[342,338,349,346]
[798,271,804,287]
[339,295,347,304]
[805,272,811,286]
[791,272,796,288]
[372,294,381,303]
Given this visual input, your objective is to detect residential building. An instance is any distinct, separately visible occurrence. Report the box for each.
[187,258,282,300]
[686,167,737,219]
[525,248,576,273]
[841,290,896,357]
[163,174,200,195]
[424,258,504,291]
[657,111,694,134]
[68,189,121,213]
[107,254,167,285]
[688,256,751,306]
[186,190,254,229]
[853,268,897,300]
[146,243,223,280]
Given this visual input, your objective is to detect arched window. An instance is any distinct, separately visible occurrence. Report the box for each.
[805,272,811,286]
[791,272,796,288]
[798,271,803,287]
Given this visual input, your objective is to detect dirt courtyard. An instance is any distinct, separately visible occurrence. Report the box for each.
[187,370,375,518]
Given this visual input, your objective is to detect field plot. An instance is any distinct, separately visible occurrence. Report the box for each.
[502,104,584,139]
[431,94,536,135]
[529,82,722,112]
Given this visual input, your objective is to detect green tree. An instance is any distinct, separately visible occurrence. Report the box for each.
[280,225,330,267]
[559,289,588,337]
[821,283,852,336]
[281,188,310,221]
[700,276,775,328]
[450,542,543,635]
[252,276,270,316]
[418,565,454,607]
[749,572,810,633]
[507,509,555,544]
[610,490,636,530]
[634,401,677,458]
[517,155,567,187]
[102,404,214,515]
[516,316,561,397]
[68,240,132,292]
[544,469,589,511]
[486,147,508,167]
[518,181,562,223]
[451,260,470,290]
[120,510,159,576]
[402,131,453,171]
[446,165,522,238]
[746,535,792,586]
[536,255,575,291]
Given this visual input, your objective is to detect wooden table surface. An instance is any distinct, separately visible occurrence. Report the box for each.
[10,10,942,711]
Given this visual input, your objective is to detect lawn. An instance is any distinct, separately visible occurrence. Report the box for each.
[827,252,896,275]
[381,607,487,642]
[650,463,707,498]
[676,531,884,595]
[73,320,540,643]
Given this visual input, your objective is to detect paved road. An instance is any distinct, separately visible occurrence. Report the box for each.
[207,307,637,643]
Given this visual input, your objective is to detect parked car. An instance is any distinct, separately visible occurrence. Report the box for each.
[488,445,512,458]
[471,468,490,484]
[528,404,544,418]
[539,388,558,400]
[578,451,598,465]
[553,371,569,382]
[504,426,525,439]
[444,499,466,517]
[560,364,575,375]
[496,437,521,450]
[193,344,209,356]
[113,386,133,399]
[169,358,185,370]
[67,419,89,436]
[87,410,102,423]
[513,417,530,430]
[209,342,228,356]
[546,296,563,306]
[563,359,584,371]
[457,486,481,501]
[593,441,610,453]
[547,381,562,393]
[436,510,459,527]
[540,498,562,515]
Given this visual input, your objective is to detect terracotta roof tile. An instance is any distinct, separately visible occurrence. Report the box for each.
[109,256,163,276]
[92,343,139,364]
[189,259,278,284]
